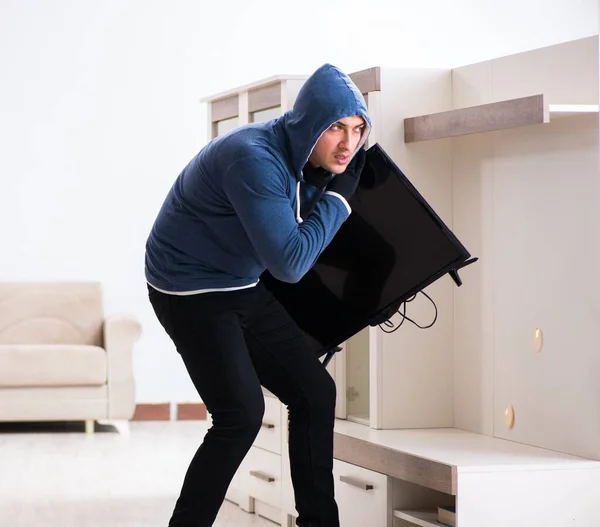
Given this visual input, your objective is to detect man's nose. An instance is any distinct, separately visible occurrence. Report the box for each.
[338,131,352,150]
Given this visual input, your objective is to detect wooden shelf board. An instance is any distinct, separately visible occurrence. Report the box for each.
[334,425,457,495]
[334,420,597,469]
[394,509,448,527]
[333,420,600,495]
[404,94,545,142]
[404,96,599,142]
[346,414,370,426]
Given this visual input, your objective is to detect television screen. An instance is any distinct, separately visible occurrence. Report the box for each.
[260,143,476,358]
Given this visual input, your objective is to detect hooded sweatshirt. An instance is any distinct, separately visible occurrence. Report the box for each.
[145,63,372,294]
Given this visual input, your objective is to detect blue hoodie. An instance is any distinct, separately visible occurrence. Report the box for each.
[145,64,372,294]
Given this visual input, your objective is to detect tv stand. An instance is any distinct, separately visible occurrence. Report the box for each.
[321,346,342,368]
[449,257,479,287]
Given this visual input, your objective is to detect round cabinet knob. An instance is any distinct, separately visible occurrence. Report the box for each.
[534,328,543,352]
[504,404,515,429]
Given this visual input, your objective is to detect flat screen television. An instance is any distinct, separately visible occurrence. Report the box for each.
[260,142,477,362]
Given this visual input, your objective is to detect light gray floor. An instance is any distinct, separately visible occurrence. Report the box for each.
[0,420,275,527]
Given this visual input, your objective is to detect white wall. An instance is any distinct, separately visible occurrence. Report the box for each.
[0,0,597,403]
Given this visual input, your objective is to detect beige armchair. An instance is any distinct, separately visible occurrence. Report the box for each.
[0,281,141,433]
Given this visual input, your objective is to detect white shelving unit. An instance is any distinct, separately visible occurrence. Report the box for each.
[200,34,600,527]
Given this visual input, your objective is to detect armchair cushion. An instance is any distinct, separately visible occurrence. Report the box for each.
[0,282,103,346]
[0,344,107,387]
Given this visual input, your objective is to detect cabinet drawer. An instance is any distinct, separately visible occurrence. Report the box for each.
[334,459,391,527]
[240,445,281,508]
[255,395,282,455]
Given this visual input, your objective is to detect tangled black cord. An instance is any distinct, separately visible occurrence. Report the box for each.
[379,290,438,333]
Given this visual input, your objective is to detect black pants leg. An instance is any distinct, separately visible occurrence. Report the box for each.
[148,284,266,527]
[147,282,339,527]
[243,285,339,527]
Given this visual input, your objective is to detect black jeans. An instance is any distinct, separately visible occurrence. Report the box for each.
[148,281,339,527]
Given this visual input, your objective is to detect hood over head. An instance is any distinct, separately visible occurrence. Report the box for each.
[282,64,372,179]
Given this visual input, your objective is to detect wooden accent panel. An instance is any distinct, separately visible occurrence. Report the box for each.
[349,67,381,94]
[334,432,456,495]
[211,94,239,122]
[249,82,281,113]
[132,403,170,421]
[404,94,545,143]
[176,402,207,420]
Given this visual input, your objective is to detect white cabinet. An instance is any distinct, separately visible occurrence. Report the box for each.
[254,393,282,455]
[333,459,391,527]
[491,114,600,458]
[334,420,600,527]
[449,35,600,459]
[239,441,282,519]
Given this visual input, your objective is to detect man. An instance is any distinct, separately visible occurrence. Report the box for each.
[145,63,372,527]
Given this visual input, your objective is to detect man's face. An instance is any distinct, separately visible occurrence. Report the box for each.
[308,116,366,174]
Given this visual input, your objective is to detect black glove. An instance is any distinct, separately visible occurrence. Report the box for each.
[303,163,335,189]
[326,148,367,201]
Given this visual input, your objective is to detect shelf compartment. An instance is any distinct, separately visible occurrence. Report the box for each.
[404,94,599,142]
[394,509,448,527]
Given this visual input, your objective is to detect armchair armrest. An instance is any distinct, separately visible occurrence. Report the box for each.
[103,313,142,419]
